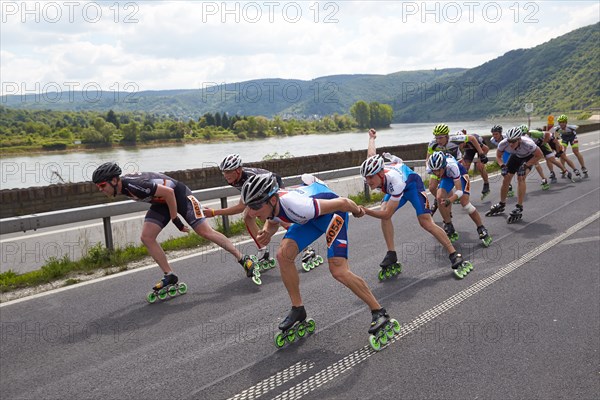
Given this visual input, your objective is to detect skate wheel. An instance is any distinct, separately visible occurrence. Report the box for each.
[286,329,296,343]
[369,334,381,351]
[306,318,316,333]
[301,262,311,272]
[379,331,388,345]
[316,256,324,265]
[146,291,157,304]
[297,322,306,338]
[391,319,401,334]
[168,285,178,297]
[178,282,188,295]
[385,269,391,278]
[252,276,262,285]
[378,270,385,281]
[385,325,395,340]
[268,259,276,268]
[394,263,402,275]
[274,332,286,348]
[454,269,465,279]
[157,288,168,300]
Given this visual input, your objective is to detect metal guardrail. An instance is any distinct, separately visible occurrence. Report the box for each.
[0,162,426,250]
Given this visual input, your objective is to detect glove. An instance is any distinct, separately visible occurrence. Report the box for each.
[172,217,186,231]
[500,164,508,176]
[479,154,489,164]
[443,199,452,207]
[555,150,564,158]
[517,164,532,177]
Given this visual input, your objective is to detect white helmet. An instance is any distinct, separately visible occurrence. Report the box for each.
[427,152,447,171]
[506,127,522,141]
[241,173,279,207]
[360,155,384,177]
[219,154,242,171]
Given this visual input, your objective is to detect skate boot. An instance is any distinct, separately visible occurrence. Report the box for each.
[430,199,438,216]
[377,250,402,281]
[239,255,262,285]
[582,167,588,178]
[486,202,505,217]
[274,306,316,348]
[507,184,514,198]
[541,179,550,190]
[549,171,557,184]
[480,182,491,200]
[443,221,459,242]
[146,273,188,303]
[368,307,401,351]
[574,169,582,181]
[450,252,473,279]
[256,249,276,271]
[561,170,566,179]
[301,246,324,272]
[477,225,492,247]
[507,204,523,224]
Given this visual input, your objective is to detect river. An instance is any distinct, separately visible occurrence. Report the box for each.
[1,119,528,189]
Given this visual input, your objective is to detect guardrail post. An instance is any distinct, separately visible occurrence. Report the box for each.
[220,197,230,234]
[363,182,371,202]
[102,216,114,252]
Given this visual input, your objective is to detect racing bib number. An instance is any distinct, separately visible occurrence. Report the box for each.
[325,214,345,248]
[187,195,204,219]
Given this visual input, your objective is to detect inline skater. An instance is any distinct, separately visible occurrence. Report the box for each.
[241,173,399,350]
[92,162,260,297]
[490,125,515,197]
[202,154,284,271]
[518,125,550,190]
[361,129,473,279]
[551,114,588,178]
[427,151,492,247]
[459,130,491,199]
[486,127,544,223]
[427,124,486,214]
[524,125,571,185]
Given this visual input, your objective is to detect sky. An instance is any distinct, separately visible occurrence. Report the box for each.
[1,1,599,95]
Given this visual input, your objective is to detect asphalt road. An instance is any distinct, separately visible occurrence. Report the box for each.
[1,132,599,400]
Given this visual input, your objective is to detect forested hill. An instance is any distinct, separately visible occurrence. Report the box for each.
[2,23,598,122]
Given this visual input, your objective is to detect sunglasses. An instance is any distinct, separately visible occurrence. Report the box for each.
[508,139,519,143]
[96,182,108,189]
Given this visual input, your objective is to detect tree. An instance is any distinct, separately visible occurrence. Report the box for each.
[369,102,393,128]
[121,121,139,143]
[106,109,120,128]
[350,101,370,129]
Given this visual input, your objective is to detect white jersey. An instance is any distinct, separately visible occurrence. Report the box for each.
[490,133,507,146]
[382,162,415,202]
[271,183,338,225]
[497,136,538,157]
[444,156,462,179]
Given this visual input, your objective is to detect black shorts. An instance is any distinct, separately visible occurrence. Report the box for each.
[506,153,534,175]
[145,183,204,229]
[539,144,553,158]
[462,148,477,163]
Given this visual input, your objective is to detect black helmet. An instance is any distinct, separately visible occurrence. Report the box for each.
[491,125,503,133]
[92,162,122,184]
[241,173,279,208]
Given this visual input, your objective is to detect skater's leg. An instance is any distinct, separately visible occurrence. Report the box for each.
[436,188,452,223]
[140,221,172,274]
[277,239,303,306]
[194,220,242,260]
[516,174,527,206]
[417,213,455,254]
[459,194,483,227]
[328,257,381,311]
[572,146,586,170]
[380,203,396,252]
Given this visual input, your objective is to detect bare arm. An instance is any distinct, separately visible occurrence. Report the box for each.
[317,197,362,216]
[467,135,484,154]
[367,128,377,157]
[207,199,245,217]
[154,185,179,220]
[361,201,396,220]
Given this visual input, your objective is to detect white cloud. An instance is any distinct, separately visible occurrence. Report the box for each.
[1,0,599,94]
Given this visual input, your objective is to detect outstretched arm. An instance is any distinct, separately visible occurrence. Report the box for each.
[361,201,396,220]
[368,128,377,157]
[317,197,363,217]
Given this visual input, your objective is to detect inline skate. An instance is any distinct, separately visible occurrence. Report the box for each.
[368,308,401,351]
[480,182,491,200]
[450,252,473,279]
[549,171,557,184]
[540,179,550,190]
[239,255,262,285]
[485,202,505,217]
[581,167,588,179]
[477,225,492,247]
[574,169,582,181]
[146,273,188,303]
[443,221,459,243]
[301,246,324,272]
[377,251,402,281]
[507,204,523,224]
[561,170,574,182]
[274,306,316,348]
[256,249,276,271]
[507,184,514,198]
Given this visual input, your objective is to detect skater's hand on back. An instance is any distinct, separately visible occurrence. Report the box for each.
[352,207,365,218]
[203,207,216,218]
